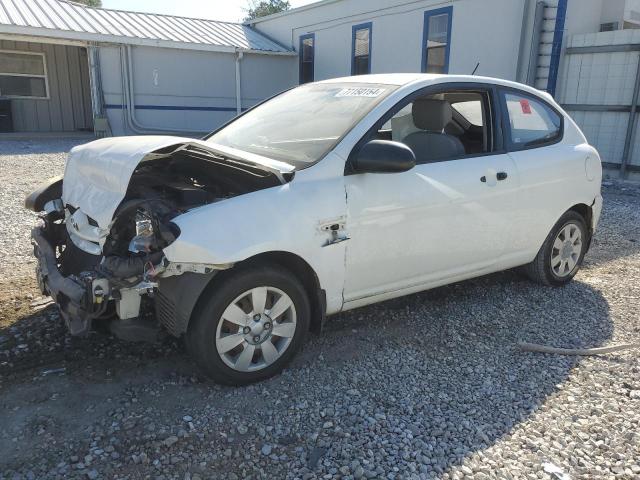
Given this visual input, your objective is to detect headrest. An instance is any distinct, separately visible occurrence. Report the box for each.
[412,99,453,131]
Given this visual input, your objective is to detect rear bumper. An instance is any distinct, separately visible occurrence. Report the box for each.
[591,193,603,233]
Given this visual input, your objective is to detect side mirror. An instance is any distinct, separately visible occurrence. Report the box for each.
[351,140,416,174]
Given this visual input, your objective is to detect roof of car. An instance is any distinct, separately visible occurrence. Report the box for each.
[320,73,556,103]
[321,73,522,87]
[320,73,441,86]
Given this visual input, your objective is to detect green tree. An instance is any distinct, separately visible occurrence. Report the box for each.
[244,0,290,21]
[74,0,102,7]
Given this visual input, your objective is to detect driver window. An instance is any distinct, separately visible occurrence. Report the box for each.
[375,90,492,164]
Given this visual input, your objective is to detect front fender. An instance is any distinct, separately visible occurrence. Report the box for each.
[163,183,319,263]
[162,174,347,314]
[25,176,63,212]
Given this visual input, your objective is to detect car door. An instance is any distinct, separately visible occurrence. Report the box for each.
[342,84,521,305]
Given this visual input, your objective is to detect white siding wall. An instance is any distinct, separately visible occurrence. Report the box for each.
[601,0,626,26]
[241,53,298,102]
[624,0,640,23]
[254,0,629,94]
[99,45,296,136]
[252,0,527,82]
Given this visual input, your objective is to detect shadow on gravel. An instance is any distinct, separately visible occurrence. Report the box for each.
[309,269,613,474]
[0,269,613,477]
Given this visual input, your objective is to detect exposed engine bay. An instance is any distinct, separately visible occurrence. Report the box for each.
[27,140,289,339]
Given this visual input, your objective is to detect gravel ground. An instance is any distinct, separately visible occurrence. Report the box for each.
[0,138,85,281]
[1,139,640,480]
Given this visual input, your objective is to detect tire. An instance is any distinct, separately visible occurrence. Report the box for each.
[186,264,310,385]
[523,210,589,287]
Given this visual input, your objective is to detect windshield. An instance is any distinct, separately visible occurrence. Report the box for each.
[206,83,397,168]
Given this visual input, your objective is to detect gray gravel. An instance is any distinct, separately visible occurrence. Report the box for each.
[1,139,640,480]
[0,138,87,280]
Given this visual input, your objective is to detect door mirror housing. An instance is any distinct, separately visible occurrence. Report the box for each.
[351,140,416,174]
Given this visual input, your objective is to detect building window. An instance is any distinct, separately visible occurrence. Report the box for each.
[0,50,48,99]
[351,22,372,75]
[299,33,315,84]
[422,7,453,74]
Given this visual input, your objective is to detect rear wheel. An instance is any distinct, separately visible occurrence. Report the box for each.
[523,211,588,286]
[186,265,310,385]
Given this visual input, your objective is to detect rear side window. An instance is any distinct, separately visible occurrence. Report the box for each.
[502,91,562,150]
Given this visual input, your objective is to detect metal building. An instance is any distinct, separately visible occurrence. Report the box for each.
[2,0,640,177]
[0,0,296,135]
[248,0,640,176]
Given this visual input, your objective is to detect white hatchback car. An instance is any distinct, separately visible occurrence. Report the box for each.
[27,74,603,385]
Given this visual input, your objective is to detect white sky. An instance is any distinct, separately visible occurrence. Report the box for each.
[101,0,318,23]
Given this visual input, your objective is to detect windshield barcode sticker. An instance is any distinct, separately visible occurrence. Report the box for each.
[335,87,386,98]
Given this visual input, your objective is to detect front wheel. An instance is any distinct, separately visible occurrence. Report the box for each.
[523,211,589,286]
[186,265,310,385]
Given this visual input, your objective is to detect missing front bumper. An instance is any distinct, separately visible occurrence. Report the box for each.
[31,226,105,335]
[32,224,223,339]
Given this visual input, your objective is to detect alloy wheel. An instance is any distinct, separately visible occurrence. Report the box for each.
[550,223,583,278]
[215,286,297,372]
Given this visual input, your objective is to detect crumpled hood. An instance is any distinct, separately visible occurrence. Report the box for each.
[62,135,294,228]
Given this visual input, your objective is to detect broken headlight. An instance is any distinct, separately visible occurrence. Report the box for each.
[128,210,156,253]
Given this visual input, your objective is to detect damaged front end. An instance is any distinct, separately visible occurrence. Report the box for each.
[27,137,291,339]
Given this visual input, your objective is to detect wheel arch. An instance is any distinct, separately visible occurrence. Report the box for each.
[234,251,326,334]
[526,201,595,267]
[568,202,595,252]
[568,203,593,233]
[523,204,593,286]
[158,250,326,338]
[535,202,594,256]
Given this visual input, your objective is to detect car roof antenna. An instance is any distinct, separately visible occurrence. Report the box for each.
[471,62,480,75]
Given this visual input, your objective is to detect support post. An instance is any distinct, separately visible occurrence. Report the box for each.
[235,51,244,116]
[516,0,532,83]
[621,53,640,179]
[547,0,568,97]
[87,44,111,137]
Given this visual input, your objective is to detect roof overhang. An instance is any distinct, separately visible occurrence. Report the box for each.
[0,25,297,56]
[0,32,86,47]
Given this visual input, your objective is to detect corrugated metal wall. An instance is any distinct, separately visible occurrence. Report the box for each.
[558,30,640,170]
[0,40,93,132]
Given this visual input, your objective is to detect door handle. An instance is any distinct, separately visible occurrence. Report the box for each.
[480,172,508,183]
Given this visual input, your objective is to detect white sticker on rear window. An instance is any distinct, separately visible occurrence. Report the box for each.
[335,87,386,98]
